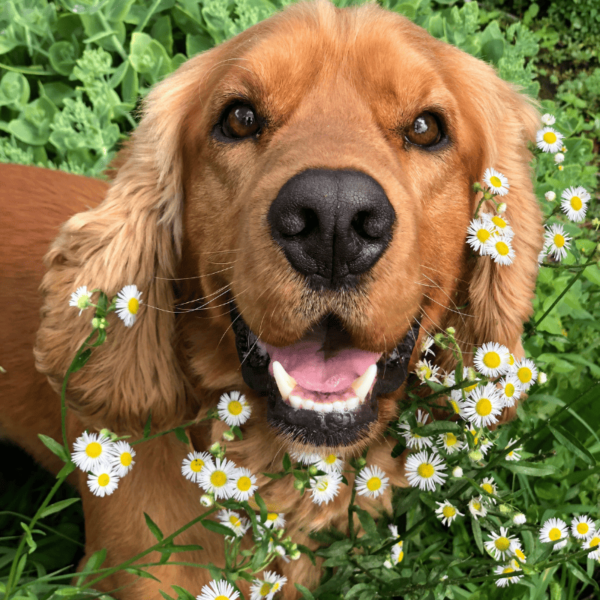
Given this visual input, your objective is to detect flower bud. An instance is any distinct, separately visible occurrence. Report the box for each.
[554,152,565,164]
[222,430,235,442]
[545,191,556,201]
[499,504,511,514]
[468,449,483,462]
[383,560,393,569]
[308,465,319,477]
[434,333,447,349]
[445,326,456,336]
[200,494,214,507]
[293,478,305,491]
[497,203,507,214]
[452,466,463,478]
[513,513,526,525]
[91,317,100,329]
[541,113,555,126]
[355,457,367,469]
[466,367,477,381]
[209,442,222,456]
[290,550,302,561]
[537,372,547,384]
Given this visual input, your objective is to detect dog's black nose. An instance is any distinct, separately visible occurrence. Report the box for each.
[268,169,396,290]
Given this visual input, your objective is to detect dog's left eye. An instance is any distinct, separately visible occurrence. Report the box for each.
[221,104,261,139]
[405,112,443,147]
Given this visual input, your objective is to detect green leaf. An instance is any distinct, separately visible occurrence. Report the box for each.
[124,567,161,581]
[283,452,291,472]
[56,460,77,479]
[415,420,462,437]
[144,513,164,541]
[159,591,176,600]
[71,348,92,373]
[8,97,57,146]
[295,584,315,600]
[174,427,189,445]
[77,548,107,586]
[0,72,30,109]
[38,433,69,462]
[471,518,484,554]
[504,462,558,477]
[201,519,234,537]
[548,424,595,465]
[354,507,378,538]
[254,491,268,523]
[129,32,172,83]
[40,497,80,518]
[171,585,196,600]
[49,41,79,76]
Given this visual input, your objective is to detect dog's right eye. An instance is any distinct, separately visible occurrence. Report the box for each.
[221,104,261,139]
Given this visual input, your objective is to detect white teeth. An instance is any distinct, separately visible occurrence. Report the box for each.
[332,401,344,412]
[346,396,359,411]
[289,395,302,409]
[302,399,314,410]
[351,364,378,401]
[313,402,325,413]
[272,361,297,401]
[322,403,334,413]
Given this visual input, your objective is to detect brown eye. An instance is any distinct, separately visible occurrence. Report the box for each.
[222,104,260,139]
[406,112,442,147]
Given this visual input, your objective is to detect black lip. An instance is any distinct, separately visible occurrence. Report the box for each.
[229,304,419,447]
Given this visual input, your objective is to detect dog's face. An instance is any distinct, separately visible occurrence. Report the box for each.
[37,0,543,453]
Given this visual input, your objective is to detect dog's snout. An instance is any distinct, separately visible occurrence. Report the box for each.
[268,169,395,289]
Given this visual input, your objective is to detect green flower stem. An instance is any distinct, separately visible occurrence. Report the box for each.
[134,0,163,33]
[97,11,127,61]
[348,480,357,542]
[79,507,217,592]
[0,510,84,547]
[130,416,212,446]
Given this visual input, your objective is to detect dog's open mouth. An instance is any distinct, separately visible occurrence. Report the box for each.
[230,304,419,447]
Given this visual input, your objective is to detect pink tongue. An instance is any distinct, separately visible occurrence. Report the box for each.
[265,339,381,393]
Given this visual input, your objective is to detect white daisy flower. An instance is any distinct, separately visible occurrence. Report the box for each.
[468,496,487,519]
[438,432,463,454]
[435,500,463,526]
[479,436,494,456]
[483,168,510,196]
[544,223,571,261]
[497,202,507,214]
[197,580,240,600]
[87,467,120,497]
[230,467,258,502]
[495,564,522,587]
[310,471,342,505]
[389,524,400,539]
[480,477,498,504]
[398,409,433,450]
[264,512,286,529]
[538,372,547,384]
[420,336,435,357]
[218,510,250,537]
[545,191,556,202]
[571,515,596,540]
[513,513,527,526]
[452,466,463,478]
[498,374,522,408]
[554,538,568,550]
[314,453,344,473]
[539,518,569,550]
[290,451,320,466]
[486,213,514,239]
[467,218,494,255]
[561,186,590,222]
[391,540,404,564]
[462,383,503,428]
[69,286,92,315]
[250,571,287,600]
[513,358,538,390]
[485,234,515,266]
[442,371,455,388]
[72,431,116,473]
[355,465,389,499]
[485,527,518,560]
[414,359,440,383]
[584,534,600,559]
[109,440,135,477]
[513,546,527,563]
[405,450,447,492]
[198,457,237,500]
[554,152,565,164]
[474,342,511,378]
[504,438,522,462]
[217,391,251,426]
[115,284,142,327]
[181,451,214,484]
[536,127,564,153]
[448,390,466,418]
[541,113,556,126]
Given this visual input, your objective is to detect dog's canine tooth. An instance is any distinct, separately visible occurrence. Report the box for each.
[332,400,344,412]
[346,396,359,411]
[303,399,315,410]
[289,395,302,409]
[351,364,378,401]
[272,361,297,401]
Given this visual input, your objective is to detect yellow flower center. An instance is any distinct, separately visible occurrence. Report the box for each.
[228,400,243,416]
[86,442,102,458]
[325,454,337,465]
[577,522,590,535]
[396,551,404,563]
[120,452,132,467]
[476,398,492,416]
[442,505,456,519]
[549,527,562,541]
[472,501,481,511]
[509,354,515,365]
[215,596,230,600]
[272,583,280,592]
[77,295,89,309]
[259,583,272,596]
[590,536,600,548]
[490,176,502,188]
[465,382,477,393]
[127,297,139,315]
[496,241,510,256]
[98,473,110,487]
[317,479,329,492]
[210,470,227,487]
[482,483,494,495]
[418,463,434,478]
[492,215,506,228]
[507,451,514,458]
[477,228,490,243]
[229,515,241,527]
[505,383,515,398]
[267,512,278,521]
[450,399,460,414]
[445,432,457,447]
[570,196,582,211]
[517,367,532,384]
[237,476,252,491]
[483,351,501,369]
[543,131,557,144]
[495,537,510,552]
[515,548,526,561]
[190,458,204,472]
[502,567,515,575]
[367,477,382,491]
[554,234,565,248]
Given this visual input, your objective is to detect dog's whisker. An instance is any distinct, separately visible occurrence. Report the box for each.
[155,266,234,281]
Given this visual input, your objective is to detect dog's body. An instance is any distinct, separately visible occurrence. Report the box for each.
[0,0,544,597]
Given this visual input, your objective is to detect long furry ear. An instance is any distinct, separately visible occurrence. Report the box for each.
[442,53,544,369]
[35,52,218,434]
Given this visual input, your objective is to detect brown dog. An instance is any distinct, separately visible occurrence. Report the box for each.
[0,0,543,597]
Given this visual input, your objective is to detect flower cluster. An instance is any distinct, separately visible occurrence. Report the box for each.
[539,515,600,557]
[71,431,135,497]
[69,284,143,327]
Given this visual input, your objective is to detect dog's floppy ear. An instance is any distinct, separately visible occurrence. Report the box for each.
[442,50,544,366]
[35,52,220,434]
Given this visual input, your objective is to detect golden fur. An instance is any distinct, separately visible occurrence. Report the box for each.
[0,0,543,597]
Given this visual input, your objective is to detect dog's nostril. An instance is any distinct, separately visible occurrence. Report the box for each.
[352,211,387,240]
[281,208,319,238]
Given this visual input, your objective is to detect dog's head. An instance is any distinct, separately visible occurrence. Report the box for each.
[36,0,543,457]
